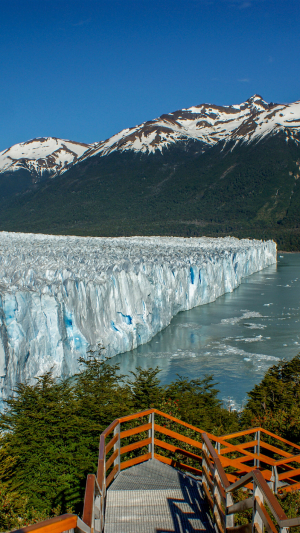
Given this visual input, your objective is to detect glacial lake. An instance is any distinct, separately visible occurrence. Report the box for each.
[111,253,300,409]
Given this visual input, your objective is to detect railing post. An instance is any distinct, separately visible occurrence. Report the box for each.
[226,492,234,529]
[97,434,106,501]
[148,412,154,459]
[201,441,208,490]
[252,480,264,533]
[94,491,101,533]
[213,463,218,523]
[254,430,260,468]
[215,441,221,454]
[114,423,121,475]
[271,465,279,494]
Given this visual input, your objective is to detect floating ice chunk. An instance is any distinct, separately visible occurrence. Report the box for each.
[220,311,265,325]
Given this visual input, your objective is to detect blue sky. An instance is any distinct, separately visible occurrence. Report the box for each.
[0,0,299,151]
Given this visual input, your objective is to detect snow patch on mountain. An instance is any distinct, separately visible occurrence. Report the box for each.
[1,95,300,177]
[0,232,276,406]
[0,137,92,177]
[78,95,300,158]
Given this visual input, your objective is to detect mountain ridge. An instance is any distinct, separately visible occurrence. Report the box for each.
[0,137,92,179]
[1,95,300,250]
[1,95,300,179]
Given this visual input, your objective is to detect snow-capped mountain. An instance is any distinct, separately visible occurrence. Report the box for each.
[1,95,300,179]
[77,94,300,160]
[0,137,92,178]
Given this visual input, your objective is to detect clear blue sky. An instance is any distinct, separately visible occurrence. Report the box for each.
[0,0,299,151]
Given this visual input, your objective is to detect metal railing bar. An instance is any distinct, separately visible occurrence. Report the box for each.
[253,470,287,522]
[203,466,214,492]
[76,517,91,533]
[279,516,300,527]
[227,496,253,515]
[213,508,226,533]
[203,480,214,510]
[202,448,215,476]
[255,495,278,533]
[225,471,256,493]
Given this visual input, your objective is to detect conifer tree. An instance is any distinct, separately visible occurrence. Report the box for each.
[242,354,300,443]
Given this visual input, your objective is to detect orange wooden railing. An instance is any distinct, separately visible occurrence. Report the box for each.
[10,514,90,533]
[9,409,300,533]
[202,433,300,533]
[82,408,300,532]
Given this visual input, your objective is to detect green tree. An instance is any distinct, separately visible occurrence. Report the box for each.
[0,372,83,512]
[242,354,300,443]
[165,375,239,435]
[127,366,162,410]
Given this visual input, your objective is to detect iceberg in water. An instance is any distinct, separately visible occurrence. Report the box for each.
[0,232,276,405]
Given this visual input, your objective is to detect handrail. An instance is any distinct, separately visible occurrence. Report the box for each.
[202,433,300,533]
[202,433,230,489]
[82,474,103,533]
[9,514,90,533]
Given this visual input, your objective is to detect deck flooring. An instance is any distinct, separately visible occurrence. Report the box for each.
[104,459,215,533]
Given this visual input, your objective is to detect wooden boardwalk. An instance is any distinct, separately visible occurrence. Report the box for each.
[104,459,215,533]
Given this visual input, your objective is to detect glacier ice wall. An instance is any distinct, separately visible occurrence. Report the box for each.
[0,232,276,404]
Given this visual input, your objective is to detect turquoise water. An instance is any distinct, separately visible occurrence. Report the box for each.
[111,254,300,408]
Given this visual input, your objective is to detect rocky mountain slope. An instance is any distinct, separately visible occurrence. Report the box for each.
[77,94,300,158]
[0,95,300,250]
[0,137,92,179]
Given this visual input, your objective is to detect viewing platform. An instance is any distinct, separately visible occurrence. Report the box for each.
[10,408,300,533]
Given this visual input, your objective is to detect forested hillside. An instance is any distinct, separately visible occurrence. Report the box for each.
[0,133,300,249]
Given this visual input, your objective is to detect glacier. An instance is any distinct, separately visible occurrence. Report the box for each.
[0,232,276,406]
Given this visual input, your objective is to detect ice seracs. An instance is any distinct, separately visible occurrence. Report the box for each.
[0,232,276,407]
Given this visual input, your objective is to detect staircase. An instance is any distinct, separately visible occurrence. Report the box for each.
[9,409,300,533]
[104,458,214,533]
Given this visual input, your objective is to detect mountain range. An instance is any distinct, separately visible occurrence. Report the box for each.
[1,94,300,250]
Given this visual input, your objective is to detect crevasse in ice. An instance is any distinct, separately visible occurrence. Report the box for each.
[0,232,276,405]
